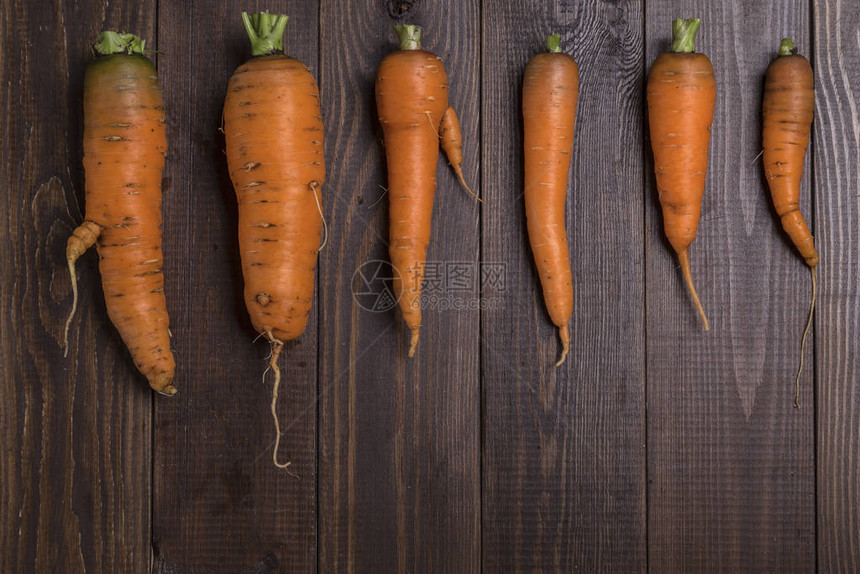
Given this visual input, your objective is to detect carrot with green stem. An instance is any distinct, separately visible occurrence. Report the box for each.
[762,38,817,407]
[376,24,476,357]
[522,34,579,366]
[224,12,326,468]
[64,31,175,395]
[647,18,715,331]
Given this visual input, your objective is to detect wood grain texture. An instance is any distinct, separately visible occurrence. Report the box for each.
[152,2,318,572]
[481,1,647,571]
[813,0,860,570]
[317,1,481,571]
[645,1,815,571]
[6,2,860,572]
[0,1,155,572]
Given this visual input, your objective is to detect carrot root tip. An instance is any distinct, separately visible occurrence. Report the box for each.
[795,266,816,408]
[678,249,709,331]
[157,385,178,397]
[453,166,483,203]
[63,257,78,358]
[555,325,570,367]
[265,333,291,469]
[408,328,420,357]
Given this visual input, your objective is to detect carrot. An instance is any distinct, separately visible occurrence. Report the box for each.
[376,24,474,356]
[439,107,481,202]
[762,38,817,407]
[223,12,326,468]
[647,18,715,331]
[64,32,175,396]
[522,34,579,366]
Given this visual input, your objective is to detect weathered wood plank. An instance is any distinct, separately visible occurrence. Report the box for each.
[645,2,815,571]
[317,1,481,571]
[152,2,318,572]
[813,1,860,570]
[481,0,647,571]
[0,1,155,572]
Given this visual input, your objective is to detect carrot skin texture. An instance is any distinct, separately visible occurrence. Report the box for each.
[376,49,449,356]
[647,48,715,330]
[224,55,325,344]
[439,106,463,167]
[762,53,817,267]
[523,50,579,363]
[70,53,175,394]
[647,53,715,254]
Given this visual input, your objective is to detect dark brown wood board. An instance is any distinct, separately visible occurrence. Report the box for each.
[4,0,860,572]
[152,2,319,572]
[317,1,481,571]
[0,2,155,572]
[645,1,816,572]
[813,0,860,570]
[481,1,647,571]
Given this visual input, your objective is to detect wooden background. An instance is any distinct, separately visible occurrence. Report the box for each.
[2,0,858,571]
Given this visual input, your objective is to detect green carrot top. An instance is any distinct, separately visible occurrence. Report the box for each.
[242,11,289,56]
[671,18,701,53]
[394,24,422,51]
[94,31,147,56]
[779,37,798,56]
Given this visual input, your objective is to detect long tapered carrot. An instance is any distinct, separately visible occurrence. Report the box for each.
[64,31,175,395]
[523,34,579,366]
[376,24,471,356]
[647,18,715,331]
[224,12,326,467]
[762,38,817,407]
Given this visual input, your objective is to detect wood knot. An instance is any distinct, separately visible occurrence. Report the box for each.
[387,0,413,18]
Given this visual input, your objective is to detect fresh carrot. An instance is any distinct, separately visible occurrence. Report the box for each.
[439,107,481,202]
[223,12,326,468]
[376,24,474,356]
[64,32,175,396]
[522,34,578,366]
[762,37,817,407]
[647,18,715,331]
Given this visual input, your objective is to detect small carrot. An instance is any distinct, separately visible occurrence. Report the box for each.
[64,31,175,395]
[762,37,817,407]
[223,12,326,467]
[440,107,481,202]
[647,18,715,331]
[522,34,579,366]
[376,24,475,356]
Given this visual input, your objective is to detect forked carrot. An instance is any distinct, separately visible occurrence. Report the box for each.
[376,24,475,356]
[65,31,175,395]
[762,38,817,407]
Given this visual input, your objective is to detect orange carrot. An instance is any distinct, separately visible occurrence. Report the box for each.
[376,24,473,356]
[522,34,579,366]
[64,32,175,395]
[440,107,481,202]
[647,18,715,331]
[762,37,817,407]
[224,12,325,467]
